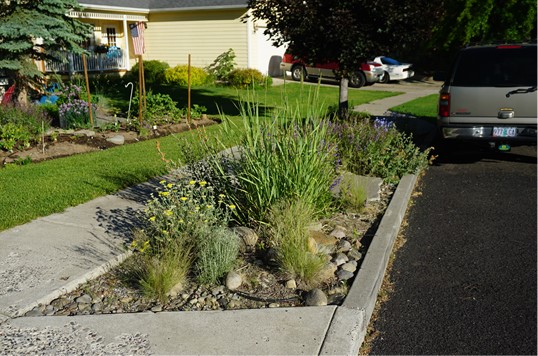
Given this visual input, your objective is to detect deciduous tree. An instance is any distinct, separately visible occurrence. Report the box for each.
[246,0,440,117]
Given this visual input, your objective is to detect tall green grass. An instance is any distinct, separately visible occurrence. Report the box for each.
[212,89,338,225]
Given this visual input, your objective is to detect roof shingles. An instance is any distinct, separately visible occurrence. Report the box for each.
[79,0,247,10]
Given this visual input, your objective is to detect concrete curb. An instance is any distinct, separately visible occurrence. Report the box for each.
[320,174,417,355]
[10,251,132,318]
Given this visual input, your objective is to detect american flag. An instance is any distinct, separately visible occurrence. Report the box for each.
[130,22,145,55]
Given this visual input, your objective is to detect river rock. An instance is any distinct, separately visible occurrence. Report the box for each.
[337,239,352,252]
[232,226,258,251]
[305,288,327,306]
[347,248,363,261]
[336,270,355,281]
[226,271,242,290]
[106,135,125,145]
[329,226,347,239]
[340,261,358,273]
[332,252,349,266]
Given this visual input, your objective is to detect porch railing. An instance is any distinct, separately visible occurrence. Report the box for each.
[45,49,125,74]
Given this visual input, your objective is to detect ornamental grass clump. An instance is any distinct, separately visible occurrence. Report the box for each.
[265,198,326,285]
[135,240,192,303]
[213,90,339,225]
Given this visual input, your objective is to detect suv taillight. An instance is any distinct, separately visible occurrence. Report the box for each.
[439,93,450,117]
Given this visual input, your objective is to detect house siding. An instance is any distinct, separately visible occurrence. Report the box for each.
[145,9,248,69]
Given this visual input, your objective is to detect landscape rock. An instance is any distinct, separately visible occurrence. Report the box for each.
[340,261,358,273]
[336,239,352,252]
[75,294,92,304]
[225,271,242,291]
[106,135,125,145]
[332,252,349,266]
[329,227,347,239]
[309,231,337,254]
[232,226,258,252]
[347,248,363,261]
[304,288,328,306]
[74,129,96,137]
[336,270,355,281]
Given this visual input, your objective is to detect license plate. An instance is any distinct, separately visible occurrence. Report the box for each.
[493,127,517,137]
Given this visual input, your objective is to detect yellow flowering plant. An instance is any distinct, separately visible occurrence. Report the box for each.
[142,178,236,251]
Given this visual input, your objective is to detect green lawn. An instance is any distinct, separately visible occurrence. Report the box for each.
[0,83,400,231]
[130,81,402,118]
[389,93,438,121]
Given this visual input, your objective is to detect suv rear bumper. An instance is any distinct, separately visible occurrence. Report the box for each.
[440,125,537,143]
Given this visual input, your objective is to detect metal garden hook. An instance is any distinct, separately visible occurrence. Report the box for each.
[125,82,134,120]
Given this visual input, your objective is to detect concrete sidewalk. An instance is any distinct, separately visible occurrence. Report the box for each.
[0,86,428,354]
[1,174,416,354]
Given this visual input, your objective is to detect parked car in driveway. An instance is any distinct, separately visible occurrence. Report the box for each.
[434,43,537,150]
[373,56,415,83]
[280,52,384,88]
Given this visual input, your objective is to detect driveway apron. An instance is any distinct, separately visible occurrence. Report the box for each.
[369,146,537,355]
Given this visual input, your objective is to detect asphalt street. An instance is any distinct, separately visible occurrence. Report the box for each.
[369,144,537,355]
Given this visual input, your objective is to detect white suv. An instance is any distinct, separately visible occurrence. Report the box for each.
[436,43,537,150]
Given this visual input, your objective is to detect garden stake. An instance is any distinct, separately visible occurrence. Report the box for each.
[82,53,94,127]
[187,54,191,125]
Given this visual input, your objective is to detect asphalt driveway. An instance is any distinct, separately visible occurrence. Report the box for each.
[368,144,537,355]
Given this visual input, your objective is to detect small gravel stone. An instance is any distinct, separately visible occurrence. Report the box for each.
[285,279,297,289]
[268,303,280,308]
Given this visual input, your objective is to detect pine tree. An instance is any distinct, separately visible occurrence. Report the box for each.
[0,0,92,95]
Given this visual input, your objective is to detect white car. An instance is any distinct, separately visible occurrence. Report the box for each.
[373,56,414,83]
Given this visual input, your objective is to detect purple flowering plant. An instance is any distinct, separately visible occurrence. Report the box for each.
[56,84,95,129]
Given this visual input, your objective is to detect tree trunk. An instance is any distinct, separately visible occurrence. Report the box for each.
[338,77,349,119]
[16,86,29,105]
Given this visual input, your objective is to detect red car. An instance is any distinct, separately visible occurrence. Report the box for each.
[280,52,384,88]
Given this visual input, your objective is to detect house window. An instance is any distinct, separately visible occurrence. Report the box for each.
[106,27,117,47]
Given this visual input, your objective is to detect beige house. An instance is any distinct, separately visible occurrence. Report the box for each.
[47,0,284,76]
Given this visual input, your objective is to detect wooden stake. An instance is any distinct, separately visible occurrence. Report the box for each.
[187,54,191,125]
[138,55,143,126]
[141,56,147,112]
[82,53,94,127]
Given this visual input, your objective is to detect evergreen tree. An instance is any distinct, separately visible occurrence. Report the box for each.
[0,0,92,97]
